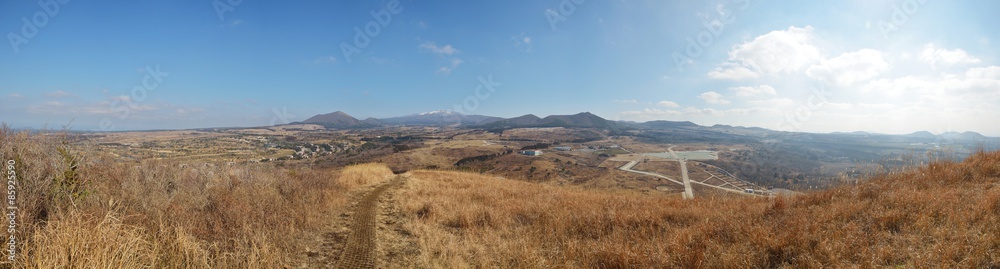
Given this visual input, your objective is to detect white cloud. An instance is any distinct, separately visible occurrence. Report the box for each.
[730,85,777,97]
[617,106,780,122]
[313,56,337,65]
[707,26,822,80]
[230,19,244,26]
[747,98,795,107]
[8,93,21,98]
[45,90,77,98]
[698,91,730,104]
[966,65,1000,79]
[613,99,639,104]
[512,33,532,49]
[420,42,459,55]
[806,49,890,86]
[707,64,759,80]
[919,44,981,67]
[436,58,464,75]
[26,95,162,116]
[657,100,680,107]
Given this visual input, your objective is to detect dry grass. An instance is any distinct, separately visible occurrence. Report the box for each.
[399,150,1000,268]
[0,126,394,268]
[5,124,1000,268]
[336,163,396,190]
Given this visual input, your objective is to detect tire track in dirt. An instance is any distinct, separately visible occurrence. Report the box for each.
[335,177,404,269]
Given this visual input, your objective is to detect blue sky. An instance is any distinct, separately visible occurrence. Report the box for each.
[1,0,999,135]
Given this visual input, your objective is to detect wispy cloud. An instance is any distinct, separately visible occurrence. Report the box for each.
[436,58,464,75]
[657,101,680,107]
[729,85,777,98]
[613,99,638,104]
[45,90,78,98]
[313,56,337,65]
[512,33,533,51]
[420,42,459,55]
[698,91,730,105]
[919,43,981,67]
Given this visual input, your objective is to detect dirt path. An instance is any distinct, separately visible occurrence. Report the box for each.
[334,177,405,269]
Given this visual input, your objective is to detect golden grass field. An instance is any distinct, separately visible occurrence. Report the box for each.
[3,126,1000,268]
[397,155,1000,268]
[1,126,395,268]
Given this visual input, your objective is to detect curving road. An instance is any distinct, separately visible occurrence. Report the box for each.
[618,146,763,198]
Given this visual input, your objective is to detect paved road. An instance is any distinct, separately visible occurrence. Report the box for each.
[679,159,694,199]
[619,161,684,186]
[669,146,695,200]
[618,147,762,198]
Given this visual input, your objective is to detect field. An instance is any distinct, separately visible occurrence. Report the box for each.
[4,126,1000,268]
[0,127,399,267]
[397,153,1000,267]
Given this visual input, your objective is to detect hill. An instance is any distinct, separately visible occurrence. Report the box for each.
[904,130,937,139]
[299,111,374,129]
[396,151,1000,267]
[536,112,618,130]
[940,131,988,141]
[640,120,699,129]
[480,112,621,132]
[379,110,502,126]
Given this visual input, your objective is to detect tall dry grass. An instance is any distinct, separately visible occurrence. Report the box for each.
[399,150,1000,268]
[0,126,394,268]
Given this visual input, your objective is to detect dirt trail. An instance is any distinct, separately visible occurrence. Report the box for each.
[334,176,405,269]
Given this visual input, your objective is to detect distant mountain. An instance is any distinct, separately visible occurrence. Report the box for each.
[904,131,937,139]
[478,112,621,132]
[361,117,383,126]
[479,114,542,129]
[378,110,503,126]
[939,131,987,141]
[641,120,698,129]
[537,112,620,130]
[298,111,374,129]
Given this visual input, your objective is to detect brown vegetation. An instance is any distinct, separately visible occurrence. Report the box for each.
[399,151,1000,268]
[5,124,1000,268]
[0,126,394,268]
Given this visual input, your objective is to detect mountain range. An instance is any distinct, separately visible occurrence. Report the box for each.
[294,110,994,141]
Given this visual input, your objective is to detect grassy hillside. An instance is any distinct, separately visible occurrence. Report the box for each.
[0,126,395,268]
[398,151,1000,268]
[3,126,1000,267]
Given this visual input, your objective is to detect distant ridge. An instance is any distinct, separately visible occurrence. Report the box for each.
[904,131,937,139]
[379,110,502,126]
[940,131,987,141]
[299,111,375,129]
[479,112,621,132]
[642,120,698,129]
[284,110,998,142]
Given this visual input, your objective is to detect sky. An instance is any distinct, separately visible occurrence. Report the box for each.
[1,0,999,136]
